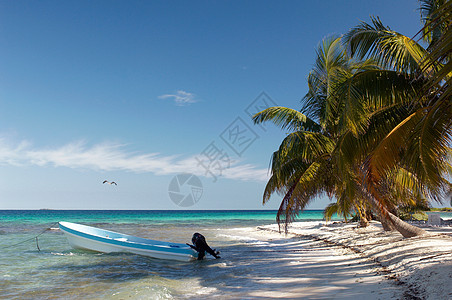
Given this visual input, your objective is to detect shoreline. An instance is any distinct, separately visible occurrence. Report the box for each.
[257,221,452,299]
[2,212,452,299]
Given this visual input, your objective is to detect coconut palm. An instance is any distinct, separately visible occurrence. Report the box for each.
[254,28,445,237]
[342,0,452,232]
[253,37,387,232]
[254,1,452,238]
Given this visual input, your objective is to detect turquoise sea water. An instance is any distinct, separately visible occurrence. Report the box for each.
[0,210,329,299]
[0,209,326,226]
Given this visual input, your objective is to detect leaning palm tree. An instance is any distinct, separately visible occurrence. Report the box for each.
[343,0,452,235]
[255,0,451,238]
[255,31,442,237]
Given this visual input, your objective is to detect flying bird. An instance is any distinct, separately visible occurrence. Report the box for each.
[103,180,117,185]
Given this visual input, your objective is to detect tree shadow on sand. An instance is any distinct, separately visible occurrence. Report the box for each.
[36,234,402,299]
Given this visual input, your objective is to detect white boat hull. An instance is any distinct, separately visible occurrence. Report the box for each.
[59,222,197,262]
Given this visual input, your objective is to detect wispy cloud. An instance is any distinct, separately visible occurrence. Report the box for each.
[158,90,198,106]
[0,139,269,182]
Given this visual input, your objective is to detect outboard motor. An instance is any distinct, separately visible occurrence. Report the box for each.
[187,233,220,260]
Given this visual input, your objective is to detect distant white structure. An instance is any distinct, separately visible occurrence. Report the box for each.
[428,213,442,226]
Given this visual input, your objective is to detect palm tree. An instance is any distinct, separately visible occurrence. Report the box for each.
[253,37,387,232]
[253,1,452,238]
[254,18,449,237]
[342,0,452,236]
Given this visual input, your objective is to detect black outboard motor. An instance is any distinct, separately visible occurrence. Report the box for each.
[187,233,220,260]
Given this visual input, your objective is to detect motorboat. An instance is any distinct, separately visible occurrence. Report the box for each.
[59,221,197,262]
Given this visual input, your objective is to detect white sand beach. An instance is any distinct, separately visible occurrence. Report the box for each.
[245,221,452,299]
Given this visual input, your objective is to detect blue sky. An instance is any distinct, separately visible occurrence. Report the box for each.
[0,0,423,209]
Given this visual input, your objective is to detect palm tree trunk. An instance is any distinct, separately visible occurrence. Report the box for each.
[385,209,427,237]
[363,172,427,237]
[355,205,369,227]
[379,214,396,231]
[369,197,427,237]
[368,196,395,231]
[359,216,369,227]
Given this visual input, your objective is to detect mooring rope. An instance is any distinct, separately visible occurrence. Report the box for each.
[1,221,59,251]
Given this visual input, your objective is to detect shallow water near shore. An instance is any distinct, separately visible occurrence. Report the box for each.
[1,210,337,299]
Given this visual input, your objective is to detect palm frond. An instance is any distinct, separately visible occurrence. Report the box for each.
[338,103,412,166]
[273,131,334,164]
[276,160,328,233]
[263,154,311,203]
[406,98,452,197]
[301,36,351,133]
[263,131,334,200]
[252,106,321,132]
[323,203,339,222]
[387,167,426,206]
[368,108,426,182]
[420,0,449,45]
[419,0,452,103]
[335,69,422,136]
[344,17,429,74]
